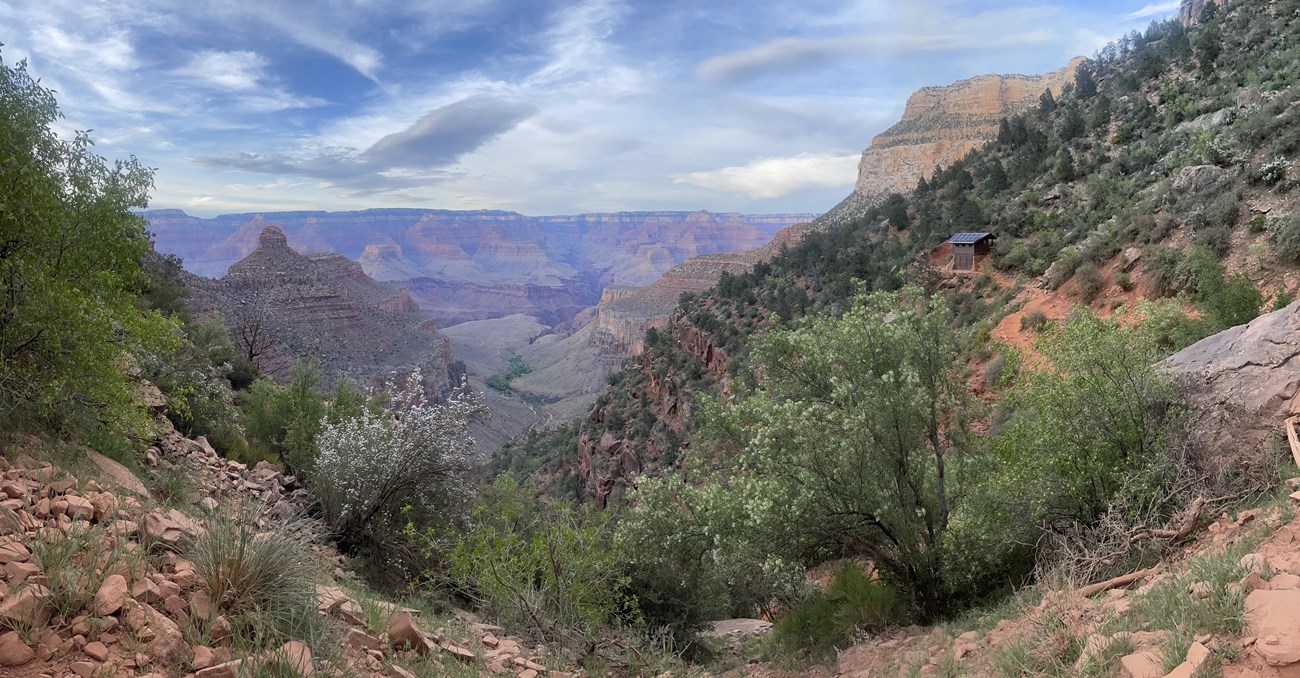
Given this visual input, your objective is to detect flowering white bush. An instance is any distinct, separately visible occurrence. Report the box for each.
[1260,155,1290,185]
[313,382,487,555]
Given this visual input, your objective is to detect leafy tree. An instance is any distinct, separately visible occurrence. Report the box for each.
[244,363,328,472]
[638,290,970,621]
[880,193,910,229]
[1195,20,1222,75]
[1059,107,1086,141]
[1088,94,1113,131]
[139,252,191,321]
[1199,0,1219,22]
[982,161,1010,194]
[0,52,178,434]
[618,471,805,646]
[1038,88,1057,117]
[1074,60,1098,99]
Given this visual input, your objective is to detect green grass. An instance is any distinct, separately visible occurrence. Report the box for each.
[30,523,133,623]
[1126,531,1265,640]
[186,515,324,654]
[153,464,197,507]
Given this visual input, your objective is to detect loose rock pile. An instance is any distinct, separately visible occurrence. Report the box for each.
[153,425,311,529]
[0,421,582,677]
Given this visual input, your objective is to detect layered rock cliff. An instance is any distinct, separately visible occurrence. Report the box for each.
[145,209,814,325]
[590,222,814,356]
[851,58,1084,204]
[188,225,464,397]
[1180,0,1230,24]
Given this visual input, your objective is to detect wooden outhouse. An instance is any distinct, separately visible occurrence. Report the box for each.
[950,232,995,272]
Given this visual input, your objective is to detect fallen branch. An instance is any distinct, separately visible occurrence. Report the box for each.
[1128,496,1206,545]
[1077,564,1161,599]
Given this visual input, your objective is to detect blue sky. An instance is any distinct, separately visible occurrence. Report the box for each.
[2,0,1182,217]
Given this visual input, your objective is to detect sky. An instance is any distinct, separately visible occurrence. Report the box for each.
[1,0,1184,217]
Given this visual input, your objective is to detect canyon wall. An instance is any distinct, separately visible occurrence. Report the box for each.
[589,222,814,356]
[147,208,812,326]
[1180,0,1231,24]
[852,57,1085,204]
[188,225,464,398]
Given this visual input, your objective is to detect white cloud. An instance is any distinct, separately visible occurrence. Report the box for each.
[175,50,267,90]
[0,0,1153,216]
[671,153,859,199]
[1127,1,1181,19]
[198,1,384,81]
[697,26,1057,85]
[30,24,137,72]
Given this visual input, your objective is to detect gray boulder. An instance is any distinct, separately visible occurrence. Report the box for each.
[1172,164,1231,196]
[1160,302,1300,457]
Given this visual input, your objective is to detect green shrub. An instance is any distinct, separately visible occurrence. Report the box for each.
[1173,246,1223,297]
[1258,156,1290,185]
[1200,272,1263,330]
[1143,246,1183,297]
[1020,310,1052,332]
[1273,290,1294,311]
[1073,263,1104,302]
[771,565,897,659]
[1047,250,1081,290]
[446,475,630,650]
[313,387,486,565]
[244,363,327,474]
[1273,211,1300,263]
[961,310,1182,591]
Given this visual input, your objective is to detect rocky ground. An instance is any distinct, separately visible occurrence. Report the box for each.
[0,409,583,678]
[811,481,1300,678]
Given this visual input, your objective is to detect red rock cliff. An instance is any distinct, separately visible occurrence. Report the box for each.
[854,58,1084,202]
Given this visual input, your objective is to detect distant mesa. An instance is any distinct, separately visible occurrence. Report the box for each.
[590,221,816,356]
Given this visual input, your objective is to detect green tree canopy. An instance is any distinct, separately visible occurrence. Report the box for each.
[0,53,176,434]
[624,289,971,622]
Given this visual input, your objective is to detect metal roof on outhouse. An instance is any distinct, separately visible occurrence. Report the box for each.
[949,232,995,245]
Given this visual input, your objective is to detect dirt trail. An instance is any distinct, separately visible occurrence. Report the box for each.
[991,282,1071,359]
